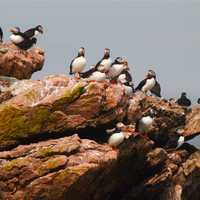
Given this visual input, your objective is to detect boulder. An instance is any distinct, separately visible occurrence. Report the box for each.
[0,76,128,149]
[0,43,44,79]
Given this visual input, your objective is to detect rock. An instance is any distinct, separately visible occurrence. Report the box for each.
[0,76,128,149]
[184,106,200,136]
[0,134,153,200]
[0,43,44,79]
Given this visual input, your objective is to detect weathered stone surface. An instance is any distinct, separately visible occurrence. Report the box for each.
[0,76,128,149]
[184,106,200,136]
[0,134,153,200]
[0,43,44,79]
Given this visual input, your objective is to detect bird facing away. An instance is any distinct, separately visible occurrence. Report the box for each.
[176,92,191,107]
[70,47,87,78]
[0,27,3,42]
[136,69,161,97]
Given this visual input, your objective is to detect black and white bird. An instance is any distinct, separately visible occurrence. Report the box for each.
[0,27,3,42]
[81,48,111,81]
[9,27,25,44]
[10,27,37,50]
[108,57,129,79]
[23,25,44,39]
[176,92,191,107]
[136,109,157,133]
[95,48,112,73]
[70,47,87,79]
[136,70,161,97]
[117,68,134,95]
[165,132,200,149]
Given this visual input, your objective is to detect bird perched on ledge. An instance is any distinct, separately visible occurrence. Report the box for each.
[0,27,3,43]
[81,48,111,81]
[136,69,161,97]
[9,25,43,50]
[176,92,191,107]
[70,47,87,79]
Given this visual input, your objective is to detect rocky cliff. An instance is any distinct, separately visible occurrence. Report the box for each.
[0,73,199,199]
[0,43,44,79]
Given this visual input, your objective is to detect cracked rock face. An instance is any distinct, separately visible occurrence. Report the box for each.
[0,76,128,149]
[0,75,199,200]
[0,43,44,79]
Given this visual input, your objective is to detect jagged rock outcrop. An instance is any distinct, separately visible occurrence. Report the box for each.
[0,76,128,149]
[0,43,44,79]
[0,134,153,200]
[0,75,199,200]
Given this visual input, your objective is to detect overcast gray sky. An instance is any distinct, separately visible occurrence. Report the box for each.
[1,0,200,146]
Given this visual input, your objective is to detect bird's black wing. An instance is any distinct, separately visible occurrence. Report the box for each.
[135,79,146,90]
[150,81,161,97]
[23,28,35,38]
[95,58,103,70]
[69,57,76,75]
[185,132,200,141]
[124,70,133,82]
[0,27,3,41]
[80,67,96,78]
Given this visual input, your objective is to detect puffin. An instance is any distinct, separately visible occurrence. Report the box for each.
[80,48,111,81]
[165,132,200,149]
[0,27,3,42]
[70,47,87,79]
[108,57,129,79]
[23,25,44,39]
[95,48,112,72]
[136,109,157,133]
[117,68,134,95]
[9,27,25,44]
[10,27,37,50]
[197,98,200,104]
[136,70,161,97]
[176,92,191,107]
[107,122,133,147]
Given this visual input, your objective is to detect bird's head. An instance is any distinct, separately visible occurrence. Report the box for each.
[78,47,85,56]
[10,27,21,34]
[104,48,110,57]
[123,59,129,70]
[181,92,187,97]
[115,57,123,64]
[147,69,156,79]
[35,25,44,34]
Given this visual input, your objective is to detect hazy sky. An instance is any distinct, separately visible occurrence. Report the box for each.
[1,0,200,146]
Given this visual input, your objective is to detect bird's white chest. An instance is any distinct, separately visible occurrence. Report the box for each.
[99,58,112,72]
[34,30,40,37]
[118,74,127,84]
[108,132,125,147]
[109,64,124,78]
[10,34,24,44]
[177,136,185,148]
[72,56,87,73]
[88,71,106,81]
[124,85,133,96]
[139,116,153,132]
[142,78,156,92]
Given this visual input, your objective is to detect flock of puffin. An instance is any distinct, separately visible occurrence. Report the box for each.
[0,26,199,149]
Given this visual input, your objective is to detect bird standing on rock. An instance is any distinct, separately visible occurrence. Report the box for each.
[0,27,3,42]
[176,92,191,107]
[108,57,129,80]
[81,48,111,81]
[70,47,87,79]
[9,25,43,50]
[136,70,161,97]
[117,66,134,95]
